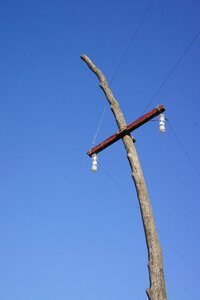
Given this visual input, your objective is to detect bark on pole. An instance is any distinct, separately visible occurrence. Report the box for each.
[81,54,167,300]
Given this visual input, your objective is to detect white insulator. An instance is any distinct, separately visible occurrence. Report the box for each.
[92,164,97,172]
[91,154,98,172]
[159,113,165,133]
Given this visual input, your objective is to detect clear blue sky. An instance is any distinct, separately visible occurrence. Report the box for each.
[0,0,200,299]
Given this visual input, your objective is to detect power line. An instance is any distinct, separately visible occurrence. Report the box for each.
[92,0,155,146]
[143,30,200,113]
[168,120,200,178]
[92,106,107,146]
[98,161,138,210]
[110,0,155,84]
[159,231,200,279]
[98,161,200,281]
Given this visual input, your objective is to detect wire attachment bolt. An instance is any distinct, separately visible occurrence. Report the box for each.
[91,154,98,172]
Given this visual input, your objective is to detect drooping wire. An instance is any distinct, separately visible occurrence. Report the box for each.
[88,4,200,285]
[143,30,200,113]
[159,230,200,279]
[92,106,107,146]
[91,0,155,146]
[140,27,200,276]
[98,161,139,210]
[167,120,200,178]
[109,0,155,84]
[98,160,200,280]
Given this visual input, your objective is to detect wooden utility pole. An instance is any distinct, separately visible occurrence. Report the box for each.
[81,54,167,300]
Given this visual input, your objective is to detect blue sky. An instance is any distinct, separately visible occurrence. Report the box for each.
[0,0,200,299]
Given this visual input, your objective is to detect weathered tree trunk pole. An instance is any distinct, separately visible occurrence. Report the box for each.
[81,54,167,300]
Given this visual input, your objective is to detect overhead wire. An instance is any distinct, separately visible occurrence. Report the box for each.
[143,30,200,113]
[98,161,138,210]
[167,120,200,178]
[140,29,200,277]
[89,4,200,284]
[109,0,155,84]
[142,29,200,181]
[159,230,200,279]
[141,28,200,179]
[98,161,200,281]
[91,0,155,146]
[92,106,107,146]
[140,29,200,281]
